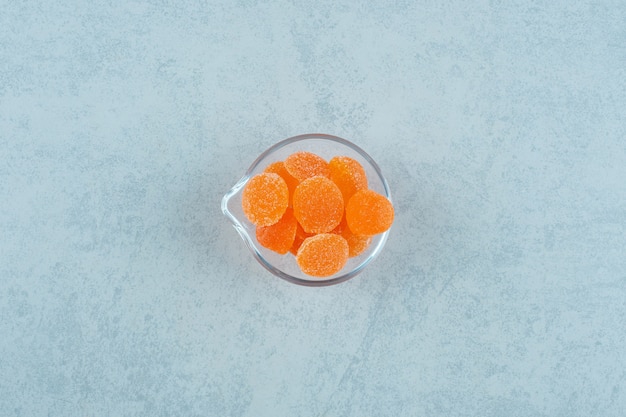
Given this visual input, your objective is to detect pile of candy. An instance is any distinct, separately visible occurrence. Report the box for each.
[242,151,393,277]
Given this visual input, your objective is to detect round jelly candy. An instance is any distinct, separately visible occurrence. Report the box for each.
[256,208,297,254]
[346,189,394,236]
[296,233,349,277]
[293,176,344,234]
[241,172,288,226]
[284,151,330,182]
[329,156,368,203]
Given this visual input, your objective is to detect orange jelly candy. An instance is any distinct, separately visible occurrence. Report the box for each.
[296,233,349,277]
[346,189,394,236]
[264,161,299,205]
[293,176,344,234]
[329,156,368,202]
[289,222,313,255]
[256,208,297,254]
[241,172,288,226]
[242,149,394,278]
[331,215,372,258]
[284,151,330,182]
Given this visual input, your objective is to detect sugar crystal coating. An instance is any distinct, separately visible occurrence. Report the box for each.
[293,176,344,234]
[296,233,349,277]
[284,151,330,181]
[346,189,394,236]
[264,161,299,206]
[331,215,372,257]
[329,156,368,203]
[256,208,297,254]
[241,172,288,226]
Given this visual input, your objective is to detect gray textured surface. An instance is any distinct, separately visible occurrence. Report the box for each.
[1,1,626,416]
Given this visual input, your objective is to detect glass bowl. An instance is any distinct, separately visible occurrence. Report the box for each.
[221,133,392,287]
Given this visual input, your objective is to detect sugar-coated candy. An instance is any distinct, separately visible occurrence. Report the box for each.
[264,161,299,206]
[241,172,288,226]
[296,233,349,277]
[256,208,297,254]
[329,156,368,203]
[331,215,372,258]
[241,149,394,278]
[346,189,394,236]
[293,176,344,234]
[284,151,330,181]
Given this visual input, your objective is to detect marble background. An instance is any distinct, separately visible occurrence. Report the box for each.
[1,1,625,416]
